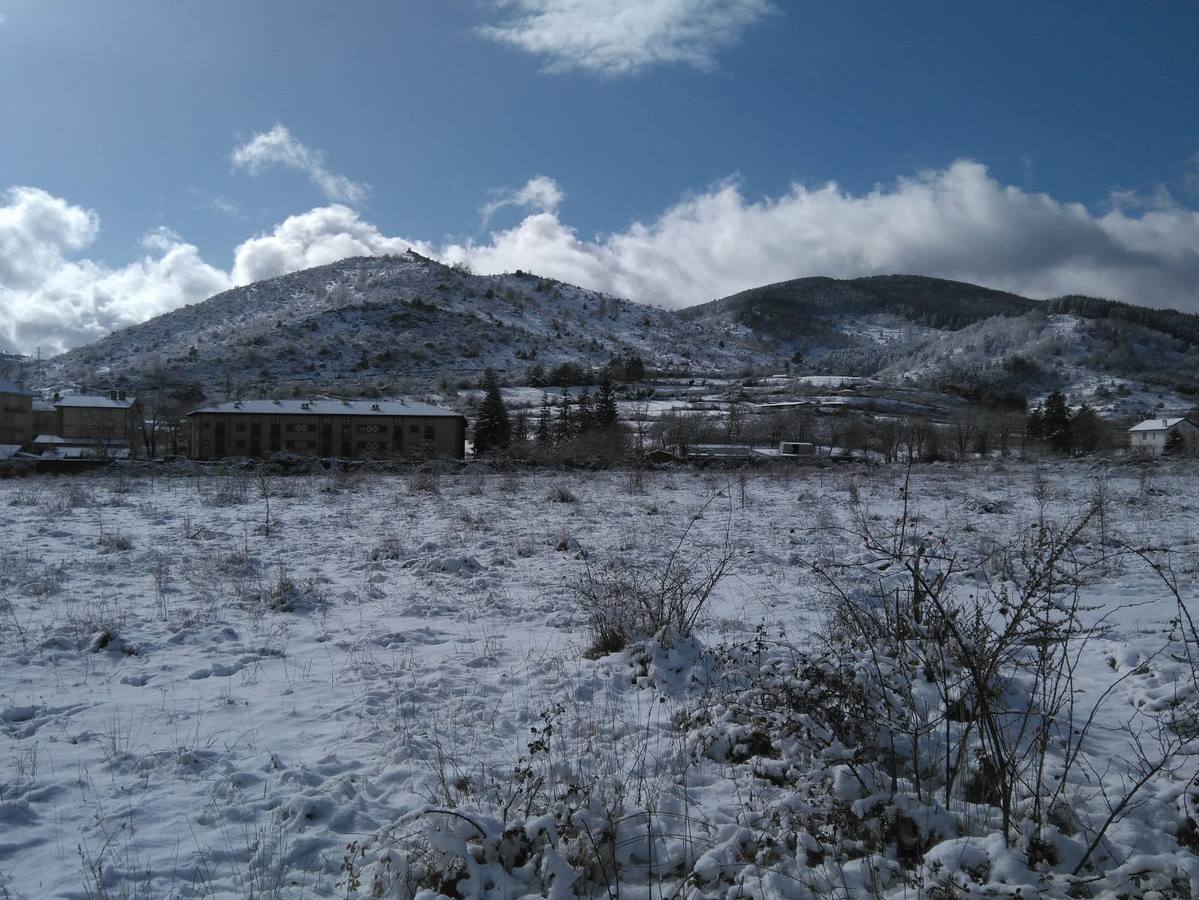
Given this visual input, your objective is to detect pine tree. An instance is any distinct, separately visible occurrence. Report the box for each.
[511,411,530,445]
[555,391,574,443]
[1165,429,1186,455]
[473,369,511,455]
[1070,403,1103,453]
[1041,390,1072,454]
[595,374,619,429]
[575,388,594,434]
[1025,404,1045,442]
[536,394,553,445]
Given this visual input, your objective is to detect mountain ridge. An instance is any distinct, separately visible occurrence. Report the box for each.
[29,256,1199,417]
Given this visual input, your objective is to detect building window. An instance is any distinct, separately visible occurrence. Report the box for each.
[358,424,386,433]
[425,424,435,441]
[235,422,247,433]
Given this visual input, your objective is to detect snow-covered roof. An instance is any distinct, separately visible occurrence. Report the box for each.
[190,399,464,418]
[32,434,120,447]
[1128,417,1191,432]
[40,446,130,460]
[0,378,31,396]
[54,394,136,409]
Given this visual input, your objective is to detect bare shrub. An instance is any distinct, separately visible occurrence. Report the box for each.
[368,535,406,562]
[460,467,486,496]
[680,470,1194,886]
[96,531,133,554]
[9,489,44,508]
[545,482,577,503]
[207,474,248,507]
[408,469,441,496]
[264,564,324,613]
[574,495,738,655]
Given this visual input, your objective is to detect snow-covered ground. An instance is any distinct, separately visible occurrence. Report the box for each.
[0,460,1196,897]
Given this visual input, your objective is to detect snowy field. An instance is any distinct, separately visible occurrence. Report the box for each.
[1,460,1197,898]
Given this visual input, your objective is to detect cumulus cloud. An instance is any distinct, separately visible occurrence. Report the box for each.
[231,124,368,204]
[437,161,1199,312]
[478,0,776,76]
[5,161,1199,356]
[0,188,231,355]
[480,175,564,224]
[231,205,412,285]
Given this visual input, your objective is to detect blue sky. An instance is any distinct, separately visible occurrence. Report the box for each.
[2,0,1198,354]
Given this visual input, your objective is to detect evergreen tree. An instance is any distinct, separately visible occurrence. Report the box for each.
[595,374,619,429]
[623,354,646,382]
[555,391,574,443]
[511,411,530,445]
[1070,403,1103,453]
[1041,390,1072,454]
[1165,429,1186,455]
[473,369,511,455]
[575,388,594,433]
[1025,404,1045,442]
[536,394,553,445]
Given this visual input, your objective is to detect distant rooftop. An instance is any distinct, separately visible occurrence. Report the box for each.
[33,434,106,446]
[190,399,464,418]
[1128,417,1192,432]
[54,394,137,409]
[0,378,32,396]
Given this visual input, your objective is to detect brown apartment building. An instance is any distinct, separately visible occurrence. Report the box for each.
[187,399,466,460]
[52,392,141,446]
[0,379,33,448]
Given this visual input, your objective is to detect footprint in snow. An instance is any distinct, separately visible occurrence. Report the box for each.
[187,661,244,679]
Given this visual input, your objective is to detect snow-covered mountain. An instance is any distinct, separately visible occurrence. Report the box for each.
[38,258,1199,417]
[43,251,766,398]
[681,275,1199,415]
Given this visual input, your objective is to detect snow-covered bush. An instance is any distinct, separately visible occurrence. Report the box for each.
[674,473,1199,893]
[574,495,738,656]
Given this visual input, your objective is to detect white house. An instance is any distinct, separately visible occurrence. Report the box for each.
[1127,417,1199,457]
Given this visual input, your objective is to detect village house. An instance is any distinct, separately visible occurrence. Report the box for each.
[1128,416,1199,457]
[32,399,58,437]
[33,391,142,457]
[0,378,34,448]
[187,398,466,460]
[1,386,142,458]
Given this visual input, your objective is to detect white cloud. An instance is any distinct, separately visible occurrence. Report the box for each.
[440,161,1199,311]
[231,205,412,285]
[481,175,564,224]
[5,161,1199,356]
[478,0,776,76]
[0,188,233,355]
[231,124,368,205]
